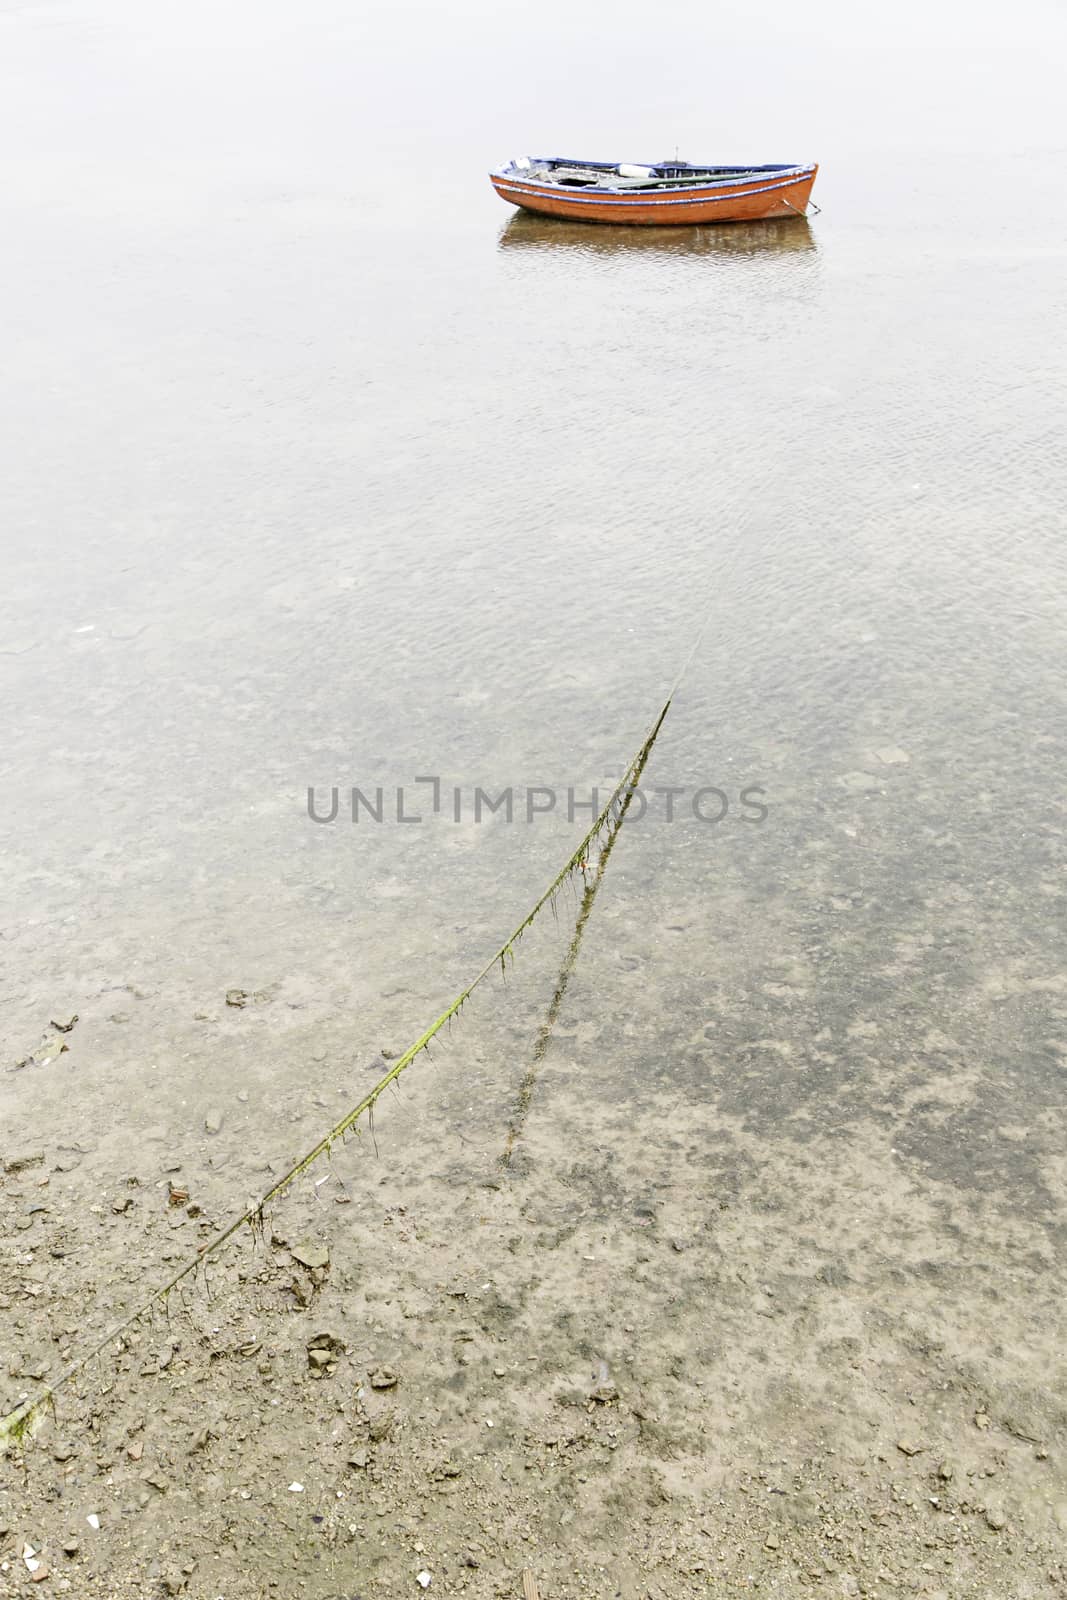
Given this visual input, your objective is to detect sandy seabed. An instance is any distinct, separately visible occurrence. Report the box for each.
[3,920,1066,1599]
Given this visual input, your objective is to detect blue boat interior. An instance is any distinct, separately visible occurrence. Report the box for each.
[496,157,808,191]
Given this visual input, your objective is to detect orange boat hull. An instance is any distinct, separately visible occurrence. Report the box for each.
[490,164,818,227]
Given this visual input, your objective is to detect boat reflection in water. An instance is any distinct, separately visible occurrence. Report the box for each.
[497,211,816,261]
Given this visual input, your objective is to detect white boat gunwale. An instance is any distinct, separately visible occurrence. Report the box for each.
[489,157,816,197]
[491,169,816,208]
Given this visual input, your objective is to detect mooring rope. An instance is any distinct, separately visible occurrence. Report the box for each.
[1,581,729,1452]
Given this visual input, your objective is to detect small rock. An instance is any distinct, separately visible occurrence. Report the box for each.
[764,1532,781,1550]
[225,989,249,1008]
[416,1572,431,1589]
[288,1482,304,1493]
[347,1447,370,1469]
[306,1331,342,1375]
[369,1365,398,1390]
[61,1540,79,1557]
[161,1569,185,1595]
[4,1151,45,1174]
[204,1109,223,1136]
[291,1240,329,1271]
[307,1330,346,1355]
[53,1442,75,1462]
[838,770,882,794]
[937,1460,955,1481]
[896,1438,923,1457]
[368,1409,395,1442]
[985,1507,1007,1531]
[875,746,911,766]
[975,1411,991,1429]
[86,1514,101,1530]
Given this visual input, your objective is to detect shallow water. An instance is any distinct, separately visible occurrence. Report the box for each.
[5,7,1067,1593]
[3,0,1067,1203]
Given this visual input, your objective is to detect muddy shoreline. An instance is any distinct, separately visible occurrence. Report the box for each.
[3,958,1066,1599]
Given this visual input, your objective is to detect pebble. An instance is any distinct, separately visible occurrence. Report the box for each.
[838,771,882,793]
[370,1365,398,1389]
[4,1151,45,1174]
[291,1240,329,1271]
[368,1411,395,1443]
[204,1109,224,1135]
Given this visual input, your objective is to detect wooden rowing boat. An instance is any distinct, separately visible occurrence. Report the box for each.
[489,156,818,227]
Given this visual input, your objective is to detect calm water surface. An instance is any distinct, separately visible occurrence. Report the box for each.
[2,0,1066,1200]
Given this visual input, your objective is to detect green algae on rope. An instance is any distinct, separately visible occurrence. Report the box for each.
[0,695,673,1456]
[500,717,657,1167]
